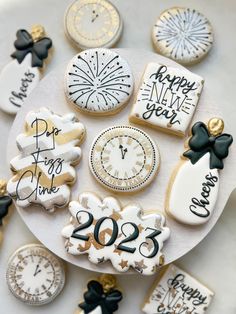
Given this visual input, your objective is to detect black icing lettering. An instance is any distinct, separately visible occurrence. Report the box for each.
[142,102,180,125]
[189,172,218,218]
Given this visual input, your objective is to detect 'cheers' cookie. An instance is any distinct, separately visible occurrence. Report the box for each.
[142,264,214,314]
[65,49,134,115]
[165,118,233,225]
[0,25,52,115]
[7,107,85,212]
[62,192,170,275]
[89,126,160,192]
[130,63,204,136]
[152,7,214,65]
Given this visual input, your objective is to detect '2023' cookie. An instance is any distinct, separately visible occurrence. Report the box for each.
[62,192,170,275]
[130,63,204,136]
[7,107,85,212]
[65,48,134,115]
[89,126,160,193]
[165,118,233,225]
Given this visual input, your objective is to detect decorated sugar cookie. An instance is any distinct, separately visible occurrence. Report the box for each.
[152,7,214,65]
[75,275,122,314]
[0,25,52,115]
[130,63,204,136]
[7,107,85,212]
[6,244,65,305]
[62,192,170,275]
[89,126,160,192]
[165,118,233,225]
[65,49,134,115]
[65,0,123,50]
[0,179,12,244]
[142,264,214,314]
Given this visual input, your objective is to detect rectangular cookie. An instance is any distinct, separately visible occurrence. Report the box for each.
[142,264,214,313]
[130,63,204,136]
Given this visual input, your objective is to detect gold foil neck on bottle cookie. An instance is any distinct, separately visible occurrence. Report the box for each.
[99,274,117,293]
[207,118,224,136]
[31,24,46,42]
[0,179,7,197]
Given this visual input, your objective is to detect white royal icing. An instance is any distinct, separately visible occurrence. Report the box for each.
[89,125,160,192]
[62,192,170,275]
[152,7,214,65]
[7,107,85,212]
[130,63,204,136]
[142,264,214,314]
[166,154,219,225]
[0,53,41,115]
[80,307,102,314]
[65,49,134,114]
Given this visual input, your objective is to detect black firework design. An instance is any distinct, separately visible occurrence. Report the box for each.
[67,49,133,113]
[153,8,213,62]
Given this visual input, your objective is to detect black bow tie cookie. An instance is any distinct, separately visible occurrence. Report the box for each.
[0,25,53,115]
[165,118,233,226]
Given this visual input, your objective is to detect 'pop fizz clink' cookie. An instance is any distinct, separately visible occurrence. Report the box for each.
[7,107,85,212]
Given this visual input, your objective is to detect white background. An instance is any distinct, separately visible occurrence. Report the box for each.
[0,0,236,313]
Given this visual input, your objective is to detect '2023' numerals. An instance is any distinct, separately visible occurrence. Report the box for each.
[71,210,162,258]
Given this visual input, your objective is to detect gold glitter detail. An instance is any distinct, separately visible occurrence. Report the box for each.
[99,274,117,293]
[0,179,7,197]
[159,254,165,266]
[31,24,45,42]
[207,118,224,136]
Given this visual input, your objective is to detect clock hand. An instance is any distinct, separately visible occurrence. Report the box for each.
[33,264,42,277]
[119,145,128,159]
[91,13,99,23]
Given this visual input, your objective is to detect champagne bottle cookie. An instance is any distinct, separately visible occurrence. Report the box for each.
[62,192,170,275]
[0,179,12,244]
[165,118,233,225]
[0,25,52,115]
[74,275,122,314]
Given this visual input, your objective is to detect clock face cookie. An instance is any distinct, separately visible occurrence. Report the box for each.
[65,49,134,115]
[152,7,214,65]
[62,192,170,275]
[7,107,85,212]
[89,126,160,192]
[6,244,65,306]
[64,0,123,49]
[130,63,204,136]
[142,264,214,314]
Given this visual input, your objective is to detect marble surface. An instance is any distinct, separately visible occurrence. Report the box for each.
[0,0,236,313]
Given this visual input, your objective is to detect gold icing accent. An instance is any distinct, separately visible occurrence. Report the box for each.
[0,179,7,197]
[159,254,165,266]
[207,118,224,136]
[99,274,117,293]
[31,25,46,42]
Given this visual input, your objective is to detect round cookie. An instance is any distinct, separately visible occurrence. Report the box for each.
[64,0,123,50]
[89,125,160,192]
[65,49,134,115]
[152,7,214,65]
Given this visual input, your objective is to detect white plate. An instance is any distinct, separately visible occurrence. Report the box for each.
[7,48,236,274]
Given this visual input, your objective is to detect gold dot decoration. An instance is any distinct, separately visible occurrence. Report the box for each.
[99,274,117,293]
[31,24,45,42]
[0,179,7,197]
[207,118,224,136]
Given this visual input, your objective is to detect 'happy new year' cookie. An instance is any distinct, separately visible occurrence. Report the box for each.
[142,264,214,314]
[89,125,160,192]
[62,192,170,275]
[65,49,134,115]
[7,107,85,212]
[165,118,233,225]
[129,63,204,136]
[0,25,52,115]
[152,7,214,65]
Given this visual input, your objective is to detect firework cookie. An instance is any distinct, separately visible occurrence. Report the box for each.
[152,7,214,65]
[0,179,12,245]
[65,49,134,115]
[142,264,214,314]
[0,25,52,115]
[129,63,204,136]
[7,107,85,212]
[74,274,122,314]
[62,192,170,275]
[89,125,160,192]
[165,118,233,225]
